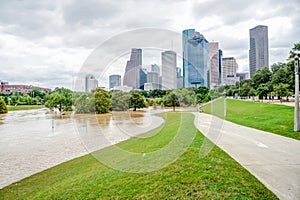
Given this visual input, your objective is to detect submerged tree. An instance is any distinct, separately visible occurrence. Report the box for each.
[0,97,8,114]
[129,92,146,111]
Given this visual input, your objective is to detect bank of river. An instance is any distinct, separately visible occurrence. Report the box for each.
[0,108,164,189]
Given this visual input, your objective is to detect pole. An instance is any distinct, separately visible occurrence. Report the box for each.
[294,55,299,131]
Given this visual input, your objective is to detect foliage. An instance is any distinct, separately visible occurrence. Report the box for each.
[0,97,8,114]
[111,91,130,111]
[129,92,146,111]
[148,89,167,98]
[164,91,182,111]
[93,88,111,114]
[45,92,68,112]
[274,83,290,101]
[74,93,95,113]
[251,67,272,90]
[194,86,210,104]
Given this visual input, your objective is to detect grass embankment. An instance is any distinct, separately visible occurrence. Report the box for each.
[0,112,277,199]
[204,99,298,140]
[7,105,45,111]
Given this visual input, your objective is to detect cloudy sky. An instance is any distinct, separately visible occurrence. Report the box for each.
[0,0,299,90]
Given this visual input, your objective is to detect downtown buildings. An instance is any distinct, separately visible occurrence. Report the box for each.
[182,29,210,88]
[161,50,177,90]
[109,75,121,90]
[123,48,143,89]
[249,25,269,77]
[85,74,98,93]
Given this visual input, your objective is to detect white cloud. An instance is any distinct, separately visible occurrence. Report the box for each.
[0,0,299,89]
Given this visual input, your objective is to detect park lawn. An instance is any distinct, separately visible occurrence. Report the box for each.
[7,105,45,111]
[0,112,277,199]
[204,99,299,140]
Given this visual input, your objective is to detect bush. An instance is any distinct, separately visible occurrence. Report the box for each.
[0,97,8,114]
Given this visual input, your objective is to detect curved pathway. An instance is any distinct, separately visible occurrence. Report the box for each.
[193,112,300,200]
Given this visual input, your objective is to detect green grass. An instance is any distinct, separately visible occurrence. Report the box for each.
[0,112,277,199]
[204,99,299,140]
[7,105,45,111]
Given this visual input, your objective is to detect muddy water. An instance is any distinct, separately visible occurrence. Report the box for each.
[0,108,164,189]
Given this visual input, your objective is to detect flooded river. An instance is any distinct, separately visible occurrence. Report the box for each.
[0,108,164,188]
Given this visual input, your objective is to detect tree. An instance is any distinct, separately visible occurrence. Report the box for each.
[53,87,73,110]
[251,67,272,90]
[256,83,271,100]
[149,89,167,98]
[74,93,95,113]
[129,92,146,111]
[0,97,8,114]
[274,83,290,102]
[164,91,182,112]
[111,91,130,111]
[45,92,67,112]
[194,86,210,104]
[93,88,111,114]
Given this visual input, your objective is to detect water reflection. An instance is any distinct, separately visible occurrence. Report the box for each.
[0,108,163,189]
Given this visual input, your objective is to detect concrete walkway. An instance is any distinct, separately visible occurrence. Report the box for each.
[193,113,300,200]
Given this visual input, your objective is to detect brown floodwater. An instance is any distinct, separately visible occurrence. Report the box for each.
[0,108,164,189]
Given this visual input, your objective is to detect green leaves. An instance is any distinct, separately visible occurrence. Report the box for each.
[0,97,8,114]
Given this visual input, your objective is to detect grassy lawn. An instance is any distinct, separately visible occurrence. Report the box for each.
[7,105,45,111]
[0,112,277,199]
[204,99,299,140]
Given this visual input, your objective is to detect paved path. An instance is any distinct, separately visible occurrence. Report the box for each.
[193,113,300,200]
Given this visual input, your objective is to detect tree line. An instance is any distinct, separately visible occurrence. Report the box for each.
[44,86,214,114]
[225,43,300,101]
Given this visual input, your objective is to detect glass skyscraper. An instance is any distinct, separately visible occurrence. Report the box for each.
[249,25,269,77]
[182,29,209,88]
[109,74,121,90]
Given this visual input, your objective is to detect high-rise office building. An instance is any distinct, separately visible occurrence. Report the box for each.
[249,25,269,77]
[209,42,220,89]
[123,48,142,89]
[222,57,239,85]
[176,67,183,89]
[85,74,98,92]
[218,49,223,84]
[161,50,177,90]
[109,74,121,90]
[182,29,209,88]
[151,64,160,76]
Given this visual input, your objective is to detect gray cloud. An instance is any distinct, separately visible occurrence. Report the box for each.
[0,0,299,89]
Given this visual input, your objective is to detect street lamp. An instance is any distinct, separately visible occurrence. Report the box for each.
[294,50,300,131]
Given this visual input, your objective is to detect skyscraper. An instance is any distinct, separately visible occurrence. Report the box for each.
[151,64,160,76]
[182,29,209,88]
[209,42,220,89]
[161,50,177,90]
[222,57,239,85]
[85,74,98,92]
[109,74,121,90]
[123,48,142,89]
[249,25,269,77]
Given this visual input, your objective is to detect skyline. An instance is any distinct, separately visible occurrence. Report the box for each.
[0,0,299,89]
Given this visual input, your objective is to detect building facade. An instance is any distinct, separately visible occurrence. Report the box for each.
[0,81,51,96]
[85,74,98,93]
[123,48,142,89]
[109,75,121,90]
[222,57,239,85]
[249,25,269,77]
[161,50,177,90]
[209,42,220,89]
[182,29,209,88]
